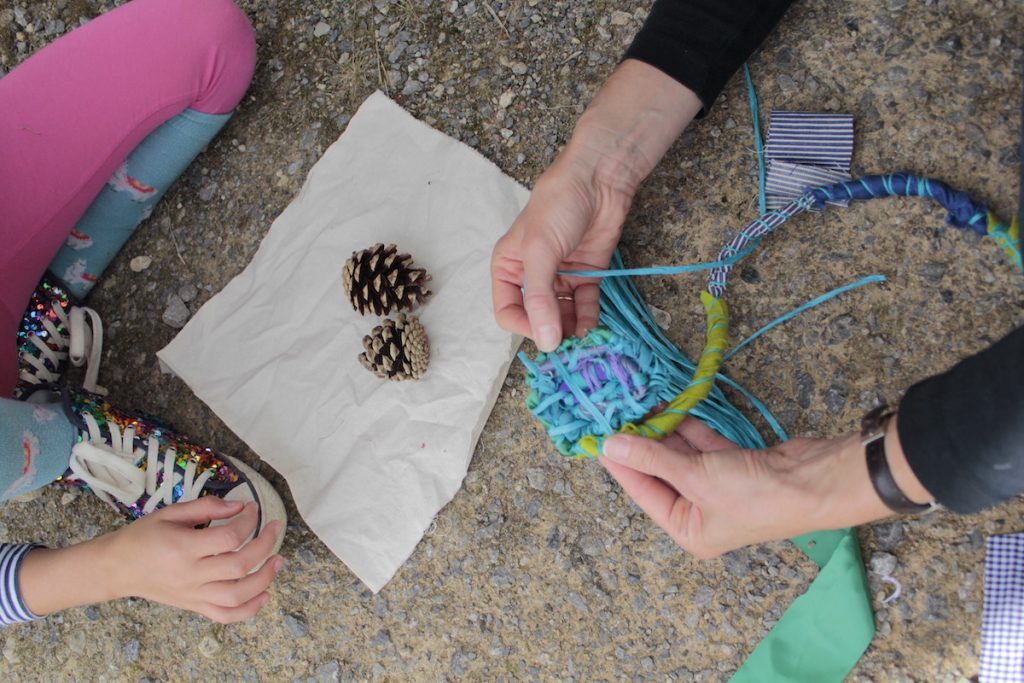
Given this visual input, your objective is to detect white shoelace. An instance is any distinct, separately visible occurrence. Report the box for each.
[68,413,214,515]
[19,303,107,394]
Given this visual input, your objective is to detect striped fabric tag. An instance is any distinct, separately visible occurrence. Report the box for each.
[765,111,854,209]
[765,161,851,210]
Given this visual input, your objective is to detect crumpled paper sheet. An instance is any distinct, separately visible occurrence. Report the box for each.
[158,91,528,592]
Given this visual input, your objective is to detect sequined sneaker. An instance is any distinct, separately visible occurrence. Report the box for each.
[55,389,286,550]
[14,274,105,400]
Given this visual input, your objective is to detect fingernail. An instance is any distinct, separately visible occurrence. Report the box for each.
[538,325,560,352]
[602,436,630,461]
[274,557,285,573]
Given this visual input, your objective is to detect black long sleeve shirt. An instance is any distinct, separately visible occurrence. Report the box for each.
[625,0,1024,513]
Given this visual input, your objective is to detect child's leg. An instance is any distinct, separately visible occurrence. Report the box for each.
[0,399,76,503]
[0,0,256,396]
[47,108,232,298]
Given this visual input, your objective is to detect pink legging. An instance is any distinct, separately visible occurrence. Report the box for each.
[0,0,256,396]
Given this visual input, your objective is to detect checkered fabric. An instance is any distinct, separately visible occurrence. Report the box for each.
[982,533,1024,682]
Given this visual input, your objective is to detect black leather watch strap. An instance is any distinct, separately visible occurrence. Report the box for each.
[862,406,936,515]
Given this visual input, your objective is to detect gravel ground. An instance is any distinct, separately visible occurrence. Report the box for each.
[2,0,1023,680]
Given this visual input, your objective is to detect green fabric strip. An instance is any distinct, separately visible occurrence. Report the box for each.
[730,527,874,682]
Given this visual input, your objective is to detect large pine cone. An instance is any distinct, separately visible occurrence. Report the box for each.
[359,314,430,381]
[343,243,432,316]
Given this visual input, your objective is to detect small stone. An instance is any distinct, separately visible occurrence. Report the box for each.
[739,266,760,284]
[919,261,947,283]
[828,314,855,344]
[198,634,222,658]
[313,21,331,37]
[923,593,950,621]
[579,534,604,556]
[490,567,514,589]
[870,552,898,576]
[525,468,546,491]
[162,294,191,329]
[722,549,751,577]
[316,661,341,683]
[450,649,469,676]
[498,90,515,108]
[567,591,589,613]
[198,183,217,202]
[388,43,406,62]
[300,126,319,150]
[122,639,140,662]
[129,255,152,272]
[609,10,632,26]
[693,585,714,608]
[284,612,308,637]
[510,62,528,75]
[823,381,848,415]
[68,630,86,654]
[178,283,198,303]
[60,491,77,505]
[796,371,814,410]
[649,305,672,330]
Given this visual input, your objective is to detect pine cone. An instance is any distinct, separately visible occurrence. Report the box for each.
[359,314,430,381]
[343,243,432,316]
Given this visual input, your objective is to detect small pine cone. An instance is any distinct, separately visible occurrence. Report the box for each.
[359,314,430,381]
[343,243,432,316]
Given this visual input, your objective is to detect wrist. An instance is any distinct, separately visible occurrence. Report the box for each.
[19,533,127,616]
[812,414,937,529]
[568,59,702,193]
[812,434,895,529]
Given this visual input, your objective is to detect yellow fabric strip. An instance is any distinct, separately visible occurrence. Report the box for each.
[988,211,1022,270]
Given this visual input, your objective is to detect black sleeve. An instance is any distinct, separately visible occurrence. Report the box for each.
[898,325,1024,514]
[623,0,796,114]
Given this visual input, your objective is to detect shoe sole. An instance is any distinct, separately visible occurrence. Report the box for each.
[224,455,288,557]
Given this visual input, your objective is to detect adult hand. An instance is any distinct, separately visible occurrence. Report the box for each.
[490,142,634,350]
[21,497,285,623]
[491,60,703,351]
[599,416,930,558]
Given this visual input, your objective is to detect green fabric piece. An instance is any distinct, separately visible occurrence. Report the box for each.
[729,527,874,682]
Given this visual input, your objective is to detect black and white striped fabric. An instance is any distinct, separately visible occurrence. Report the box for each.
[0,544,42,626]
[764,111,854,210]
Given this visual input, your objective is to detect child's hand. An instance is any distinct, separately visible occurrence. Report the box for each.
[20,497,285,623]
[106,498,284,622]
